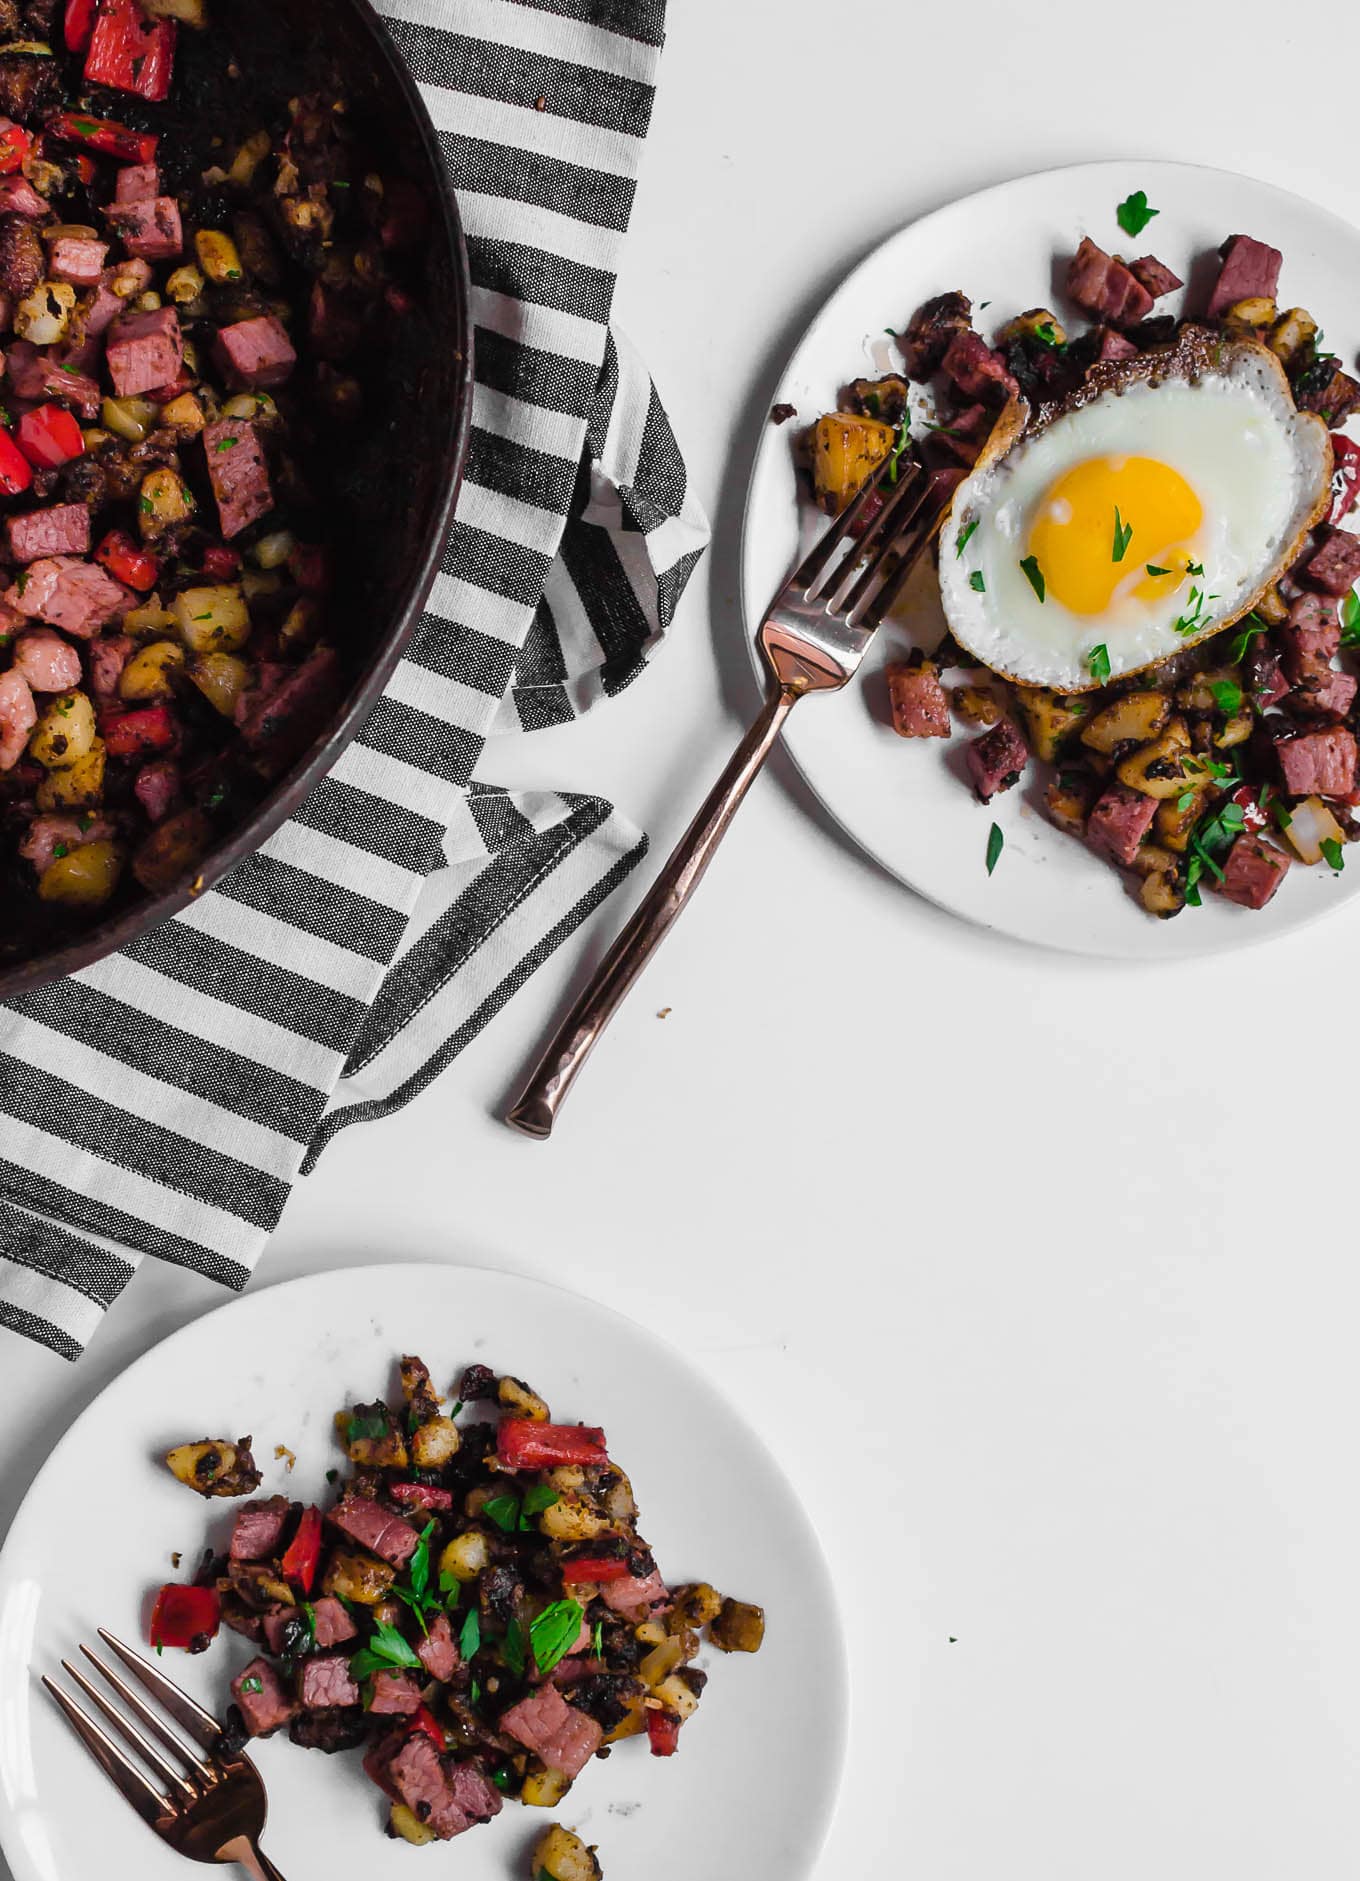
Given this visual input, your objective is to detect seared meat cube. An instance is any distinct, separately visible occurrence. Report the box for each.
[886,661,950,738]
[5,506,90,563]
[0,215,43,300]
[900,290,972,381]
[231,1657,296,1737]
[1207,234,1282,320]
[1127,255,1183,299]
[228,1496,291,1563]
[1065,238,1154,329]
[500,1683,602,1779]
[965,719,1028,801]
[1218,832,1291,908]
[1303,527,1360,598]
[1277,725,1358,797]
[1087,782,1157,866]
[941,329,1018,406]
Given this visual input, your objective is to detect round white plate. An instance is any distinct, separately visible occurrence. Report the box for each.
[0,1265,846,1881]
[741,159,1360,957]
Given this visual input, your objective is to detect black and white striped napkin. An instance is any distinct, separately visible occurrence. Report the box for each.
[0,0,708,1360]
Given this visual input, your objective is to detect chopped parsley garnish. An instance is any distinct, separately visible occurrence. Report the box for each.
[458,1607,481,1660]
[1226,617,1266,663]
[1209,679,1243,716]
[1019,554,1045,601]
[390,1521,440,1633]
[502,1619,526,1677]
[1186,560,1204,577]
[349,1617,421,1683]
[1176,789,1197,813]
[1340,588,1360,647]
[1032,320,1062,350]
[985,821,1004,876]
[51,842,68,858]
[886,412,912,486]
[592,1618,604,1658]
[969,570,986,593]
[1321,836,1345,873]
[239,1676,263,1695]
[215,436,237,452]
[448,1399,464,1420]
[1087,643,1111,684]
[1116,189,1158,237]
[344,1409,388,1444]
[1145,563,1171,579]
[1111,507,1133,563]
[955,518,979,557]
[139,494,154,515]
[481,1492,521,1534]
[1173,584,1211,637]
[71,118,98,135]
[1270,798,1293,831]
[528,1599,585,1676]
[521,1484,560,1521]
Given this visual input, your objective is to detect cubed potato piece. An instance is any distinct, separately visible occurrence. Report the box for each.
[36,738,104,810]
[389,1803,436,1847]
[846,374,909,423]
[1281,794,1345,865]
[124,596,178,637]
[602,1688,647,1743]
[1253,585,1289,626]
[188,651,249,718]
[322,1548,396,1606]
[1267,307,1318,368]
[952,684,1002,728]
[139,468,195,541]
[997,306,1066,347]
[1154,782,1211,853]
[165,264,206,305]
[1044,774,1090,836]
[530,1825,602,1881]
[1129,841,1180,879]
[1140,871,1185,918]
[601,1469,637,1524]
[226,130,272,187]
[194,228,245,284]
[1215,712,1253,749]
[38,839,122,906]
[1175,667,1241,713]
[521,1764,572,1809]
[1225,296,1277,329]
[809,411,895,514]
[710,1598,766,1654]
[334,1402,407,1468]
[539,1492,612,1543]
[1115,718,1191,798]
[160,391,206,434]
[174,584,250,654]
[29,690,96,769]
[15,280,75,345]
[119,639,184,701]
[1016,687,1087,761]
[669,1583,723,1631]
[411,1416,461,1468]
[652,1673,701,1722]
[1080,689,1169,754]
[102,395,160,443]
[165,1439,245,1495]
[498,1375,549,1421]
[438,1529,490,1584]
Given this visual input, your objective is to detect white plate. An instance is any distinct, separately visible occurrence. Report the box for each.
[741,159,1360,957]
[0,1265,846,1881]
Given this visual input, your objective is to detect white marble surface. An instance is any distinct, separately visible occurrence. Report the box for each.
[5,3,1360,1875]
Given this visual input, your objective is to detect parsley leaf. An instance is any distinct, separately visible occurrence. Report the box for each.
[482,1493,521,1534]
[1339,588,1360,647]
[529,1599,585,1676]
[1116,189,1159,237]
[969,570,986,593]
[1020,555,1045,602]
[239,1675,262,1695]
[985,822,1004,876]
[885,412,912,486]
[343,1409,388,1444]
[592,1618,604,1658]
[1145,563,1171,579]
[1321,836,1345,873]
[1111,507,1133,564]
[1226,618,1266,663]
[1087,643,1111,684]
[458,1607,481,1660]
[1209,680,1243,716]
[955,518,979,558]
[502,1619,526,1677]
[519,1484,560,1526]
[349,1617,421,1683]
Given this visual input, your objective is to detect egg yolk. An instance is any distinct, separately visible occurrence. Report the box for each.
[1026,455,1203,616]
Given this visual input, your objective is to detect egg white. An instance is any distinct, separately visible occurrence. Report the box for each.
[937,342,1332,692]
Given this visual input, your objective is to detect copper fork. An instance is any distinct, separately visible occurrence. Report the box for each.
[507,454,957,1138]
[42,1627,286,1879]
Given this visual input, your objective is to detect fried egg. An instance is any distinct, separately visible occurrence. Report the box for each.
[936,329,1333,692]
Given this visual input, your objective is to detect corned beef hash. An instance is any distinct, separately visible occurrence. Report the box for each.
[800,192,1360,917]
[153,1357,764,1855]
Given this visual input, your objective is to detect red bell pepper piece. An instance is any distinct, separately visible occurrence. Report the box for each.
[100,704,177,758]
[48,111,158,167]
[280,1504,323,1593]
[1331,432,1360,525]
[65,0,98,50]
[408,1705,445,1750]
[0,121,29,176]
[85,0,176,102]
[646,1708,681,1757]
[149,1583,220,1652]
[496,1421,608,1470]
[15,404,84,471]
[96,528,158,592]
[560,1555,631,1585]
[201,544,241,582]
[388,1481,454,1513]
[0,429,33,497]
[1229,785,1268,835]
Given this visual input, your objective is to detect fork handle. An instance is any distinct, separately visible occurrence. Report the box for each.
[218,1836,286,1880]
[506,679,800,1137]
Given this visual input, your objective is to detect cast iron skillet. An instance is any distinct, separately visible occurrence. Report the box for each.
[0,0,472,1001]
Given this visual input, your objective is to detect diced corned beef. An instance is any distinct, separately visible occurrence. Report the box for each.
[1289,669,1358,721]
[326,1494,420,1567]
[261,1606,293,1656]
[388,1737,502,1841]
[1087,782,1158,865]
[1219,832,1291,909]
[1277,725,1358,797]
[598,1567,670,1623]
[105,195,182,261]
[203,419,272,538]
[1245,642,1289,709]
[234,644,341,776]
[1294,359,1360,429]
[500,1683,602,1779]
[6,338,100,415]
[1280,591,1340,682]
[105,304,183,398]
[1065,238,1154,329]
[1207,234,1283,320]
[311,1595,357,1648]
[886,661,950,737]
[367,1670,423,1716]
[12,626,80,692]
[940,328,1018,406]
[7,557,133,636]
[1127,255,1183,299]
[298,1654,361,1711]
[363,1727,404,1801]
[133,758,180,823]
[901,290,973,381]
[48,236,108,288]
[213,314,297,390]
[87,632,132,697]
[231,1658,296,1738]
[115,163,160,203]
[965,718,1029,802]
[0,666,34,770]
[82,259,152,339]
[415,1610,459,1683]
[222,1604,264,1645]
[1094,326,1139,361]
[0,177,49,219]
[1302,527,1360,598]
[229,1496,291,1562]
[19,812,113,873]
[921,400,991,470]
[6,504,90,563]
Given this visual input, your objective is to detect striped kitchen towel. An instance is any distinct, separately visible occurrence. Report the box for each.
[0,0,709,1360]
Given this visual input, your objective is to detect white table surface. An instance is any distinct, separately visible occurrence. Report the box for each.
[5,4,1360,1876]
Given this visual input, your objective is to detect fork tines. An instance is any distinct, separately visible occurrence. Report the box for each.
[793,453,954,632]
[42,1627,224,1831]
